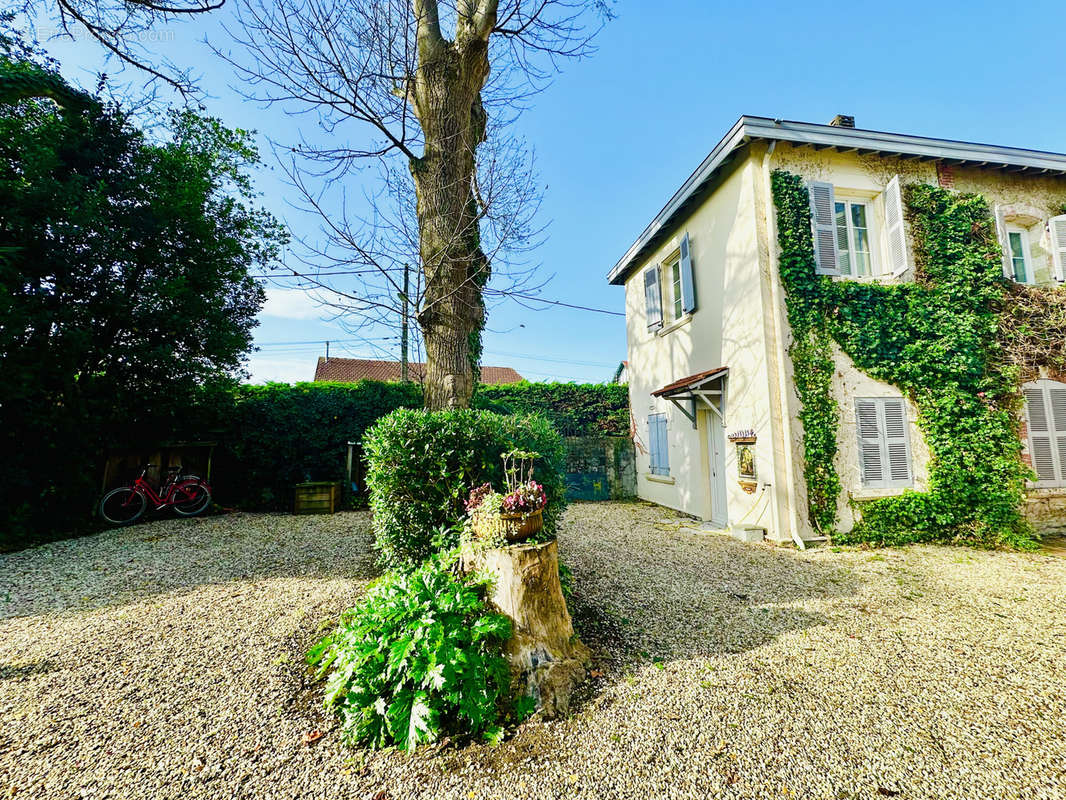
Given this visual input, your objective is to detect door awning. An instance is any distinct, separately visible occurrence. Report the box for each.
[652,367,728,428]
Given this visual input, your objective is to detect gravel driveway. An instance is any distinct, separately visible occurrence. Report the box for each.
[2,503,1064,799]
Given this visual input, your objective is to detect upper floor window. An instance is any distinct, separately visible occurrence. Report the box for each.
[1006,227,1033,285]
[667,255,684,321]
[809,175,908,279]
[643,232,697,332]
[835,200,875,277]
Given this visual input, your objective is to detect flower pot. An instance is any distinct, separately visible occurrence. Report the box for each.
[500,508,543,542]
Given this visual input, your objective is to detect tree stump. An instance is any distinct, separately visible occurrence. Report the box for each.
[462,539,590,718]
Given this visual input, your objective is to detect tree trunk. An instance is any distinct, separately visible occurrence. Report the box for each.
[462,539,591,718]
[410,35,491,411]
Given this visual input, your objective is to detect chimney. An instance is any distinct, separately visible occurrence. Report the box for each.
[829,114,855,128]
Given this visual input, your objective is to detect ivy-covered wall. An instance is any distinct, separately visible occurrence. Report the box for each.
[770,169,1066,550]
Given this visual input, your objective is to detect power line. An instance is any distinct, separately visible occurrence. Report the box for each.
[255,269,624,317]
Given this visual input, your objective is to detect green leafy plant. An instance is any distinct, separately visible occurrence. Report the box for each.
[363,408,566,570]
[771,170,1046,549]
[476,382,630,437]
[307,552,513,750]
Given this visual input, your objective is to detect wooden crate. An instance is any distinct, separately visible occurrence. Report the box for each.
[294,481,341,515]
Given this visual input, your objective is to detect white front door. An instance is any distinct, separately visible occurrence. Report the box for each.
[707,412,728,528]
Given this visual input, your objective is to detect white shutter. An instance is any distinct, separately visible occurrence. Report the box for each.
[808,181,839,276]
[1024,385,1057,483]
[857,397,912,489]
[1049,215,1066,283]
[994,205,1011,279]
[678,233,697,314]
[1051,382,1066,483]
[856,399,884,486]
[644,268,663,332]
[884,175,910,277]
[882,398,913,488]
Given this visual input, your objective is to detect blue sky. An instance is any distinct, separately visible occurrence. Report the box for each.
[25,1,1065,382]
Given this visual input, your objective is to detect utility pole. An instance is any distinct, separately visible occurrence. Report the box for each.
[325,340,330,361]
[400,263,409,382]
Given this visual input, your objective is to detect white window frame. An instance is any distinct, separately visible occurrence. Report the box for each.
[648,413,670,476]
[665,254,683,322]
[834,198,879,278]
[1005,225,1035,286]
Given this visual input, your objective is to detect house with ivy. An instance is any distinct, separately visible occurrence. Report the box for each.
[609,115,1066,548]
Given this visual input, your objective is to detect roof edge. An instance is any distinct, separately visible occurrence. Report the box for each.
[607,116,1066,286]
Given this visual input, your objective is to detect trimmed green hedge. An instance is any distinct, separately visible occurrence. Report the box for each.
[364,408,567,570]
[476,382,629,437]
[190,380,623,513]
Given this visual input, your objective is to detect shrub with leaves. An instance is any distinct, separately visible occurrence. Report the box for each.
[364,408,566,570]
[307,552,512,750]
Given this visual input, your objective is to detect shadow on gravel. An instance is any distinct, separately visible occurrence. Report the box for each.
[559,512,860,674]
[0,659,58,681]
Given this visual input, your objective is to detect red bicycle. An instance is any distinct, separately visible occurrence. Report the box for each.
[98,464,212,526]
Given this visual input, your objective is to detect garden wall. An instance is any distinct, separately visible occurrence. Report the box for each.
[564,436,637,501]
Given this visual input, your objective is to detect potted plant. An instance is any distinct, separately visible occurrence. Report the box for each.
[465,450,548,544]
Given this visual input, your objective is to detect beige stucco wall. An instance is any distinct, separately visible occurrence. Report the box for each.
[828,344,932,532]
[765,143,1066,532]
[623,155,783,535]
[621,139,1066,542]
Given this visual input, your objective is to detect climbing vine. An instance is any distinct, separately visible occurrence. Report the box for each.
[771,170,1045,549]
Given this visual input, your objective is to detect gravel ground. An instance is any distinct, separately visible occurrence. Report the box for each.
[2,503,1065,799]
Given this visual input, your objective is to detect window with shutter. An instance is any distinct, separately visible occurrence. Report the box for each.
[884,175,910,277]
[679,232,697,314]
[643,267,663,332]
[808,181,839,275]
[648,413,670,476]
[1024,380,1066,487]
[1049,215,1066,283]
[856,396,913,490]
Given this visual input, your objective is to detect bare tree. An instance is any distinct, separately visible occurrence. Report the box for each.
[221,0,610,409]
[13,1,223,95]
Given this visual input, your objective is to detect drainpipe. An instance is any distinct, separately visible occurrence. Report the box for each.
[760,141,806,550]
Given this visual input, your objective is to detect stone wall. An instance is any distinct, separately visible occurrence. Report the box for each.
[564,436,637,501]
[1024,490,1066,533]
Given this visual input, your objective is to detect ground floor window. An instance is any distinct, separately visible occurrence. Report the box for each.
[648,413,669,476]
[1023,379,1066,487]
[855,397,913,489]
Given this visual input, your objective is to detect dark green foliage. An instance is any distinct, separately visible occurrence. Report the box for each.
[213,381,423,509]
[364,408,567,570]
[771,170,1038,549]
[0,53,284,549]
[476,382,630,437]
[307,552,512,750]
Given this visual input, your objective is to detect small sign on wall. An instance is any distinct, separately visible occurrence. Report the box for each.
[728,429,758,493]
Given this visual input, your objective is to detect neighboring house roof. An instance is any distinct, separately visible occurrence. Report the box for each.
[608,115,1066,286]
[314,357,525,385]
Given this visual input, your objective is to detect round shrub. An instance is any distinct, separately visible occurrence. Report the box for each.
[307,552,512,750]
[363,408,567,570]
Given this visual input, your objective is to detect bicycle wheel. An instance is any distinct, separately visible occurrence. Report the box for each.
[171,479,212,517]
[99,487,147,526]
